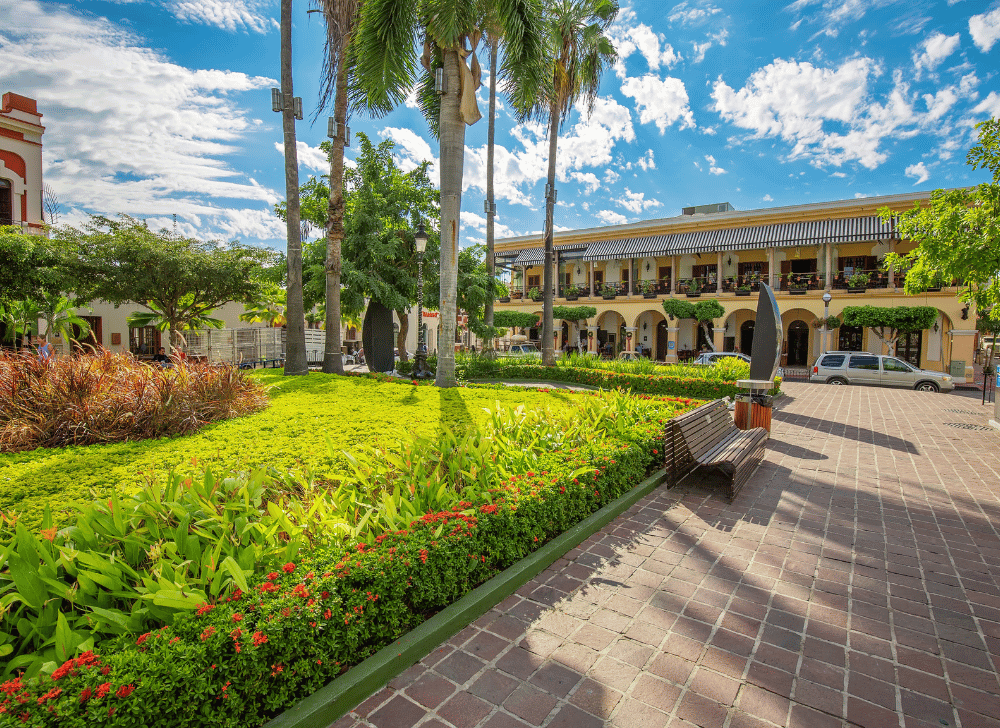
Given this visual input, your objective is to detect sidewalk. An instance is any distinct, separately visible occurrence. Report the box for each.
[334,382,1000,728]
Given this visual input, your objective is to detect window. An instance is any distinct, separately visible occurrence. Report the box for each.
[527,275,540,288]
[848,355,879,370]
[820,354,846,367]
[883,357,912,372]
[0,179,12,226]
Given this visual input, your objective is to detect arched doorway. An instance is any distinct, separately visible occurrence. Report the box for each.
[839,325,863,351]
[696,322,712,352]
[740,320,755,355]
[560,321,570,352]
[656,320,669,360]
[787,320,809,366]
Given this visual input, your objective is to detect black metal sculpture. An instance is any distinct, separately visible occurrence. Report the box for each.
[362,301,396,374]
[749,283,783,382]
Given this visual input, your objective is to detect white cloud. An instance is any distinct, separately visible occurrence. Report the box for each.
[621,75,695,132]
[167,0,277,34]
[460,211,516,239]
[615,188,662,213]
[668,2,723,25]
[705,154,727,175]
[637,149,656,171]
[784,0,868,38]
[272,141,327,173]
[905,162,930,184]
[970,7,1000,52]
[913,32,960,78]
[973,91,1000,117]
[831,171,847,177]
[691,29,729,63]
[604,169,621,185]
[596,209,628,225]
[569,172,601,194]
[762,194,774,201]
[0,1,284,241]
[712,58,930,170]
[610,10,681,78]
[381,127,440,183]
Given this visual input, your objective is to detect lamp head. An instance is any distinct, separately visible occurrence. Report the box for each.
[414,221,428,253]
[822,292,832,304]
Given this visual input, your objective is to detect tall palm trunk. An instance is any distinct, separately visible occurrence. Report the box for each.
[435,48,466,388]
[322,56,349,374]
[541,98,559,367]
[281,0,308,376]
[484,38,498,348]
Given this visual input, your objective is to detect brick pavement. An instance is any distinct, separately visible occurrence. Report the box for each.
[334,383,1000,728]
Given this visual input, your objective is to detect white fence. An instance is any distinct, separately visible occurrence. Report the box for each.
[179,328,286,366]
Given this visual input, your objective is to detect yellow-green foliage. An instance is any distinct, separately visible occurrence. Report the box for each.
[0,373,619,529]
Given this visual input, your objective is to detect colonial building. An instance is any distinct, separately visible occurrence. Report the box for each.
[0,92,44,233]
[493,192,976,382]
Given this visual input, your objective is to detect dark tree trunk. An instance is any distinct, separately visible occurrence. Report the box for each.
[484,39,498,349]
[541,99,559,367]
[396,309,409,363]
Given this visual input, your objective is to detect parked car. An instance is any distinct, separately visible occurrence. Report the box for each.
[505,343,541,358]
[692,351,750,366]
[809,351,954,392]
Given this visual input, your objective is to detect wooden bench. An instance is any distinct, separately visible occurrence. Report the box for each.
[665,399,768,501]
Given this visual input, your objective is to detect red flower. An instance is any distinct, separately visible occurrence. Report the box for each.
[259,582,279,594]
[323,609,332,620]
[419,549,428,564]
[232,613,244,622]
[136,632,151,646]
[78,688,92,704]
[195,603,215,616]
[36,688,61,705]
[282,562,296,573]
[96,683,111,699]
[290,584,310,599]
[253,631,268,647]
[114,684,135,699]
[200,626,217,641]
[265,572,280,582]
[479,504,498,514]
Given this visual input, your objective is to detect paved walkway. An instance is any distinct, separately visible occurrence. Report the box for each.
[335,383,1000,728]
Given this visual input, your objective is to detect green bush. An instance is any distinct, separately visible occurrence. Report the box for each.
[0,351,268,453]
[3,391,689,727]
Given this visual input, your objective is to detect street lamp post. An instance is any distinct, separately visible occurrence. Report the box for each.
[822,291,832,354]
[412,221,433,379]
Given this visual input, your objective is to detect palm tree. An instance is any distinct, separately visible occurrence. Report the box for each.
[482,10,503,349]
[538,0,617,366]
[313,0,361,375]
[351,0,544,386]
[38,295,92,354]
[280,0,308,376]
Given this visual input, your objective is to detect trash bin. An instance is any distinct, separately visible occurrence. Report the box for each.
[735,393,773,432]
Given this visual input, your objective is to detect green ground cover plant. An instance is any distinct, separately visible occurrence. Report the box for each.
[0,352,268,454]
[2,382,692,727]
[0,373,582,531]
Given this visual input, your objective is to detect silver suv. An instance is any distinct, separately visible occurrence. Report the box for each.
[810,351,954,392]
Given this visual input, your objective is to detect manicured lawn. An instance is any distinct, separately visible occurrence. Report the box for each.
[0,372,591,529]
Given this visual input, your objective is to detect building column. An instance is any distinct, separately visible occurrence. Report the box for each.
[522,266,528,298]
[768,248,776,289]
[553,251,560,296]
[713,326,725,352]
[589,261,595,298]
[671,256,678,295]
[888,240,897,290]
[587,325,598,353]
[665,326,680,362]
[628,258,634,295]
[825,243,833,290]
[716,251,723,294]
[624,326,637,352]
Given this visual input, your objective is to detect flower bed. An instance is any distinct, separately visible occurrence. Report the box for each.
[2,388,689,727]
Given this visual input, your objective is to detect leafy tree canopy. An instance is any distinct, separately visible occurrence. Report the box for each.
[57,215,280,345]
[493,311,540,329]
[552,305,597,322]
[841,305,938,348]
[881,116,1000,319]
[662,299,724,322]
[0,226,72,304]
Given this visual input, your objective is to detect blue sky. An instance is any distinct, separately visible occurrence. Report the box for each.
[1,0,999,251]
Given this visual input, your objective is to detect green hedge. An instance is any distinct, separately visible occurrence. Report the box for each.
[2,419,669,727]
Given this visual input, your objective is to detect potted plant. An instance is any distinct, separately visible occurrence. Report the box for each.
[684,279,701,297]
[497,282,510,303]
[847,272,870,293]
[789,278,808,295]
[529,286,542,302]
[564,283,580,301]
[511,289,523,300]
[735,284,751,296]
[640,279,657,299]
[600,283,617,299]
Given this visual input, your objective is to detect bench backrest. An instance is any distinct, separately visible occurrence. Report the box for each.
[665,400,736,482]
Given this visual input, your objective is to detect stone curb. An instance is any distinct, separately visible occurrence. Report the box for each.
[263,467,671,728]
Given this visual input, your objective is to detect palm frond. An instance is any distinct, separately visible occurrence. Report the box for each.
[350,0,420,117]
[311,0,362,121]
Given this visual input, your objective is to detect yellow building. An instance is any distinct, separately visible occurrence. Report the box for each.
[493,192,976,382]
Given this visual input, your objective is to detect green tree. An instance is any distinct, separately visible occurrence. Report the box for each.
[37,294,92,353]
[427,243,505,344]
[62,215,279,350]
[537,0,618,366]
[662,299,725,350]
[0,226,70,305]
[313,0,362,375]
[240,285,288,327]
[841,306,938,350]
[351,0,545,386]
[882,116,1000,319]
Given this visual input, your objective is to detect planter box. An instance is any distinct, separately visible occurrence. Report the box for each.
[789,289,807,295]
[565,294,578,301]
[847,288,866,294]
[602,294,617,300]
[643,293,658,299]
[498,297,510,303]
[926,287,942,292]
[735,290,751,297]
[685,292,701,298]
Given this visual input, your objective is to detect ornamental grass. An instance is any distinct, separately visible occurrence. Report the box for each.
[0,351,268,453]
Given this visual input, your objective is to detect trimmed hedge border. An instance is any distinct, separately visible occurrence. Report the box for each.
[265,466,671,728]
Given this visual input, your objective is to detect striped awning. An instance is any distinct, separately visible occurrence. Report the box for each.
[498,215,898,264]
